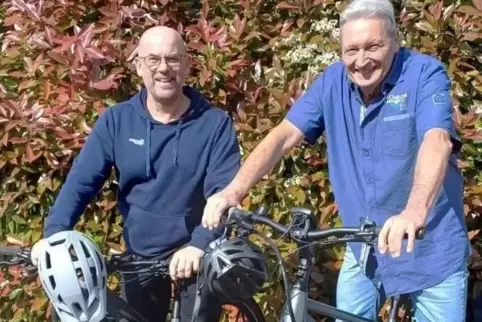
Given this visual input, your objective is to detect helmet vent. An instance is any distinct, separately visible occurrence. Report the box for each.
[45,252,51,269]
[49,275,56,290]
[69,245,79,262]
[81,286,89,302]
[72,302,82,315]
[96,252,105,272]
[90,267,98,287]
[50,239,65,246]
[75,268,85,281]
[80,241,91,258]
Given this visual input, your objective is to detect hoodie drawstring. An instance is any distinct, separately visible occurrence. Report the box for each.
[173,119,182,166]
[146,119,151,177]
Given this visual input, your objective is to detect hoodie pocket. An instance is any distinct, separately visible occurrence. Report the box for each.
[124,205,191,254]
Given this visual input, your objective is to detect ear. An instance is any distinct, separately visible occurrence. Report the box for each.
[134,58,143,78]
[183,55,192,77]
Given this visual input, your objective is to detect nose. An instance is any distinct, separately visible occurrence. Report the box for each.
[156,57,169,73]
[355,50,369,68]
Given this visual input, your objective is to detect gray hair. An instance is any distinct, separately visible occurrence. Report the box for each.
[339,0,398,40]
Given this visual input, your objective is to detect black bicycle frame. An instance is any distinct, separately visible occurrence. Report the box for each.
[279,239,373,322]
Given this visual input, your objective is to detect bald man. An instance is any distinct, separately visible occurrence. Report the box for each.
[30,26,239,322]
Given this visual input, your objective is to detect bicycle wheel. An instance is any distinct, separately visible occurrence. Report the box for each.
[222,298,265,322]
[104,288,149,322]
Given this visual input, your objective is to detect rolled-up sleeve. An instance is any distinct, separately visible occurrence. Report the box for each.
[416,61,461,153]
[285,74,325,145]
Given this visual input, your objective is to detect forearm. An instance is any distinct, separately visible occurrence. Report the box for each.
[227,120,303,199]
[405,129,452,218]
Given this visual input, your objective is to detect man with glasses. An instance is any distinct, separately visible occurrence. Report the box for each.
[29,26,240,322]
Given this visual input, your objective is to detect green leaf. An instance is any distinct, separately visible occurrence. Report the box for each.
[9,288,22,300]
[102,98,117,107]
[12,215,27,225]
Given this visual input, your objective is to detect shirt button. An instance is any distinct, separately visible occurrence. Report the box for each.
[362,149,370,157]
[367,177,374,185]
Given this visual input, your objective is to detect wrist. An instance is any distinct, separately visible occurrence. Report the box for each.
[402,205,428,227]
[225,183,246,202]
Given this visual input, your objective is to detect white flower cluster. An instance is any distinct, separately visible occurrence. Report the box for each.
[310,18,338,34]
[284,175,303,188]
[308,51,341,74]
[278,33,302,47]
[282,43,318,64]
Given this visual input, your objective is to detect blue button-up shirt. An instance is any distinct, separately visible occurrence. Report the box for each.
[285,47,470,297]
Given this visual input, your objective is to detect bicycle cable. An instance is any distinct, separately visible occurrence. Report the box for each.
[252,229,298,322]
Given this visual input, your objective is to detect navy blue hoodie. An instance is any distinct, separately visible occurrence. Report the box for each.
[43,86,241,257]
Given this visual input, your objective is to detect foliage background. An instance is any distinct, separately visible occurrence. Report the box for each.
[0,0,481,321]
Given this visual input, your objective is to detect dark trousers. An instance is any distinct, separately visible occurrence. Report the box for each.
[120,254,223,322]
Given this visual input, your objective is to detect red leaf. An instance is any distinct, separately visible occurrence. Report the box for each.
[201,1,209,20]
[473,0,482,11]
[457,5,481,15]
[463,32,482,41]
[276,2,300,9]
[85,47,105,60]
[26,143,41,163]
[185,25,204,37]
[77,23,94,48]
[188,41,205,51]
[3,14,22,26]
[233,14,247,38]
[25,3,40,21]
[92,78,115,91]
[9,137,27,144]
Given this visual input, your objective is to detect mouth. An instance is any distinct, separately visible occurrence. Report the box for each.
[155,77,174,83]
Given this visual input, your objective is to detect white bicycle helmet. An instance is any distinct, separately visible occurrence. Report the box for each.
[37,231,107,322]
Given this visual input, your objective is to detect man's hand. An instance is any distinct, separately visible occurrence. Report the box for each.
[31,239,48,266]
[169,246,204,281]
[202,189,242,230]
[378,209,426,258]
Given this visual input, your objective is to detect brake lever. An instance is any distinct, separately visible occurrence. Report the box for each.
[357,217,378,245]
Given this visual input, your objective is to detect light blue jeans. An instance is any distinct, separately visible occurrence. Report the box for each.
[336,247,469,322]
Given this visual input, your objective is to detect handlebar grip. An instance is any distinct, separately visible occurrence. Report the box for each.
[374,227,425,239]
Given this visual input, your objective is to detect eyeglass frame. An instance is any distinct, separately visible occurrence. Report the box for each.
[136,53,187,70]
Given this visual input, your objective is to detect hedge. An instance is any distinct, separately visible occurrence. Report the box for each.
[0,0,481,321]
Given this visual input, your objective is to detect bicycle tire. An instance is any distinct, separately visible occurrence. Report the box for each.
[222,298,265,322]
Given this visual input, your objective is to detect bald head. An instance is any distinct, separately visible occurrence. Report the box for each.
[134,26,190,106]
[138,26,187,57]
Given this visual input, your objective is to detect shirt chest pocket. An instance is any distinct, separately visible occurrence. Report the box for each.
[379,113,417,159]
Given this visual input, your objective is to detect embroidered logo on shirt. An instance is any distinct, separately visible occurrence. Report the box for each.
[386,93,408,112]
[129,138,145,146]
[432,93,447,105]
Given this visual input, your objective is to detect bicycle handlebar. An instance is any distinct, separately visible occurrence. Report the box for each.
[226,207,425,242]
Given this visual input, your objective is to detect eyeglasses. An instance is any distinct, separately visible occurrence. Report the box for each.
[137,54,186,70]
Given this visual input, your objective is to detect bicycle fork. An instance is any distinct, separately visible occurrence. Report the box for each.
[388,295,401,322]
[171,283,181,322]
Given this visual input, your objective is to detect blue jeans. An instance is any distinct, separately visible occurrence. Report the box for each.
[336,247,469,322]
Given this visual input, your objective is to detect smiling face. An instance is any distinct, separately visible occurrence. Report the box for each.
[341,17,399,98]
[135,27,190,104]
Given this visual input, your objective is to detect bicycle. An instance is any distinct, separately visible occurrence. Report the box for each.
[0,243,264,322]
[220,206,425,322]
